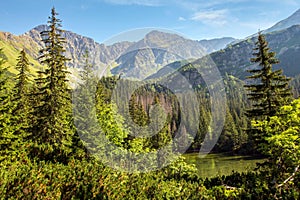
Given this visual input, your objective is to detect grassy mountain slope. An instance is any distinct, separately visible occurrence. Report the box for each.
[0,32,42,74]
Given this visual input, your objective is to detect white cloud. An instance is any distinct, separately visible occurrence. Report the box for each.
[190,9,229,26]
[178,16,186,21]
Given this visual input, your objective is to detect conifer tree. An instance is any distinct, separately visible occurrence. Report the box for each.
[73,50,99,156]
[244,33,292,152]
[147,96,171,149]
[31,8,73,162]
[0,48,10,110]
[245,32,291,120]
[12,50,32,135]
[0,48,9,129]
[192,105,210,150]
[0,48,14,162]
[216,107,239,152]
[2,49,34,162]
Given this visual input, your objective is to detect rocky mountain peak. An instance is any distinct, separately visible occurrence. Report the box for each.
[2,24,236,80]
[32,24,48,32]
[144,30,185,42]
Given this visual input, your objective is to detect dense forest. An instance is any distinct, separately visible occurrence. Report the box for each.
[1,8,300,199]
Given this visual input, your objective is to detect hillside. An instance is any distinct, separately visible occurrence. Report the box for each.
[212,25,300,79]
[149,24,300,82]
[1,26,235,80]
[198,37,236,53]
[23,25,134,70]
[111,30,208,79]
[0,32,42,74]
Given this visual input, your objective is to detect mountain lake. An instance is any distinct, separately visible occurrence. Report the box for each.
[184,153,265,178]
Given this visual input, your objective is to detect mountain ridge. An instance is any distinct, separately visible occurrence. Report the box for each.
[1,8,300,81]
[265,8,300,33]
[157,24,300,83]
[7,25,235,79]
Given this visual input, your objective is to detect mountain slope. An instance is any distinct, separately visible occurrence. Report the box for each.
[149,25,300,82]
[211,24,300,79]
[14,26,233,79]
[111,30,210,79]
[23,25,134,69]
[198,37,236,53]
[0,32,42,74]
[265,8,300,33]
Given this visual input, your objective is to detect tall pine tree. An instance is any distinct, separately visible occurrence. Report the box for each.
[4,49,33,162]
[0,48,9,132]
[72,50,99,157]
[12,50,32,135]
[245,32,291,119]
[31,8,73,162]
[244,33,292,152]
[0,48,14,163]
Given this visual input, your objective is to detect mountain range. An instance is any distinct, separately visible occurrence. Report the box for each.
[0,8,300,81]
[148,9,300,80]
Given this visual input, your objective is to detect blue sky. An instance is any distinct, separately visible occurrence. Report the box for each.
[0,0,299,43]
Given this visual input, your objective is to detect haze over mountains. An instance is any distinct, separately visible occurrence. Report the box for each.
[265,8,300,33]
[0,8,300,80]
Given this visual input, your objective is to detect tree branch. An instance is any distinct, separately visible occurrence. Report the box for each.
[277,165,299,188]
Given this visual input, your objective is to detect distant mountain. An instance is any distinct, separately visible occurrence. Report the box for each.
[111,30,210,79]
[0,25,235,80]
[150,25,300,82]
[213,25,300,79]
[0,31,42,74]
[265,9,300,33]
[146,60,193,80]
[2,7,300,82]
[23,25,134,70]
[198,37,236,53]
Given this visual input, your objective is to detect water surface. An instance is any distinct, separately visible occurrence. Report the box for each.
[184,153,264,178]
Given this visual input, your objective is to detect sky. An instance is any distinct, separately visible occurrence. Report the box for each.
[0,0,299,44]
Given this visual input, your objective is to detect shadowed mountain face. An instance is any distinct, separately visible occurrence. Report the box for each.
[211,25,300,79]
[149,25,300,82]
[198,37,236,53]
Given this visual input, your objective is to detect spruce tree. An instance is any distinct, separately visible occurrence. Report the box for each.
[0,48,10,109]
[244,33,292,152]
[3,49,33,162]
[216,107,239,152]
[12,50,32,134]
[31,8,73,162]
[0,48,9,128]
[73,50,99,156]
[245,32,291,120]
[0,48,14,162]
